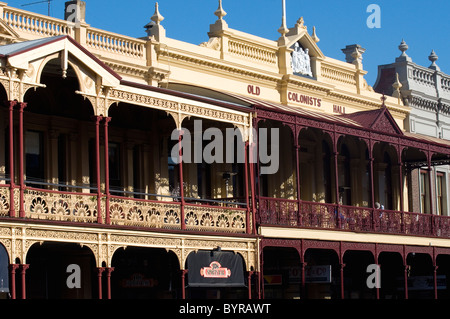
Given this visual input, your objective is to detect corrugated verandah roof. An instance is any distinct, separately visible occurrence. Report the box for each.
[222,92,450,153]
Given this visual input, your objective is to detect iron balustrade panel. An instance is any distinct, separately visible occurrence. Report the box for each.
[258,197,299,227]
[109,195,182,229]
[257,198,450,239]
[24,188,98,223]
[0,185,10,217]
[300,201,336,229]
[184,204,248,233]
[375,209,403,234]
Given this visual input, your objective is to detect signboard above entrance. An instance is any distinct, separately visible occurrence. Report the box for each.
[187,250,245,288]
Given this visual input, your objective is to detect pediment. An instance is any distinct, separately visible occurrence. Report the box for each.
[371,105,403,135]
[0,35,121,90]
[0,19,19,43]
[285,18,324,60]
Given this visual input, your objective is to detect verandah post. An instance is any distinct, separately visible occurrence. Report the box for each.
[178,130,185,230]
[17,102,27,218]
[7,101,17,218]
[94,115,103,224]
[103,117,112,225]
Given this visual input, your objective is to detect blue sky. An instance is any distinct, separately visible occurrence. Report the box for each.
[7,0,450,86]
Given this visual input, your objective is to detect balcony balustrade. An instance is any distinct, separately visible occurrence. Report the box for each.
[258,196,450,238]
[2,180,450,238]
[0,182,249,234]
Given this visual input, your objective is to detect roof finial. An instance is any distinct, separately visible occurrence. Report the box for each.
[392,73,403,105]
[398,39,408,57]
[381,92,387,108]
[151,2,164,25]
[278,0,289,37]
[396,39,412,62]
[428,50,440,71]
[311,26,320,43]
[144,2,166,40]
[215,0,227,20]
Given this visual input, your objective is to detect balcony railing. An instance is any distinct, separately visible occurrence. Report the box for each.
[0,182,250,234]
[258,197,450,238]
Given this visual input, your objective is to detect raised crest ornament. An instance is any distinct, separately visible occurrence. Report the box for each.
[291,42,312,77]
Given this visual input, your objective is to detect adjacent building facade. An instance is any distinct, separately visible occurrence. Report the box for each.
[375,40,450,217]
[0,0,449,299]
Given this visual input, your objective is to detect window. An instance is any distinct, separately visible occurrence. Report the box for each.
[25,131,44,183]
[436,172,446,216]
[420,170,429,214]
[88,138,97,193]
[132,145,141,198]
[108,142,121,192]
[168,137,180,198]
[58,134,67,190]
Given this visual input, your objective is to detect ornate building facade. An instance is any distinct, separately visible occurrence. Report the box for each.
[375,40,450,217]
[0,0,449,299]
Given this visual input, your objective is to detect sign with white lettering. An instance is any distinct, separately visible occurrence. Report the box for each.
[201,261,231,279]
[187,250,245,287]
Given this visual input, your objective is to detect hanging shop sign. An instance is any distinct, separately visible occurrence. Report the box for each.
[187,250,245,287]
[121,273,158,288]
[397,275,446,291]
[305,265,332,283]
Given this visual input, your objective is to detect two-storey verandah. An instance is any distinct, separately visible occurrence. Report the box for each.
[0,36,260,299]
[238,94,450,299]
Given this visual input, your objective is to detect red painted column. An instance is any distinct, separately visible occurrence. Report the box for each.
[17,103,27,218]
[103,117,112,225]
[8,101,17,218]
[433,248,438,299]
[374,251,380,300]
[369,155,377,231]
[339,243,345,299]
[427,154,434,215]
[403,246,409,300]
[247,271,253,299]
[9,264,19,299]
[295,141,301,226]
[340,263,345,299]
[249,142,257,235]
[397,144,404,214]
[178,131,185,230]
[404,264,409,299]
[181,269,188,299]
[105,267,114,299]
[334,147,341,229]
[97,267,105,299]
[244,141,251,234]
[20,264,29,299]
[260,247,265,299]
[300,261,307,299]
[94,116,103,224]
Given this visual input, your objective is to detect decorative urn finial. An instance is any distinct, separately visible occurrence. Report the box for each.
[215,0,227,20]
[428,50,440,70]
[151,2,164,25]
[398,39,409,57]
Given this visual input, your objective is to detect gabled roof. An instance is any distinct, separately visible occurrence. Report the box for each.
[0,35,121,87]
[0,36,63,57]
[339,102,403,135]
